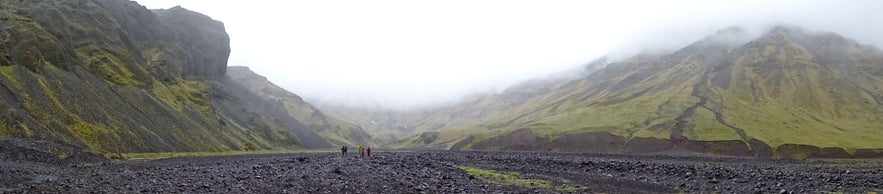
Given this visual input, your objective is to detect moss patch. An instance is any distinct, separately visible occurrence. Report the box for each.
[70,122,100,150]
[458,166,585,192]
[119,149,328,159]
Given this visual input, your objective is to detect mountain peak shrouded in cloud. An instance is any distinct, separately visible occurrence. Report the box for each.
[134,0,883,110]
[703,26,762,46]
[370,24,883,157]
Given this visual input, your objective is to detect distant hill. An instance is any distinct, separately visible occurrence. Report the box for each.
[226,66,376,147]
[330,26,883,158]
[0,0,371,154]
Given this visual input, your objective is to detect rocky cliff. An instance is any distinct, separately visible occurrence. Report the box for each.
[0,0,365,154]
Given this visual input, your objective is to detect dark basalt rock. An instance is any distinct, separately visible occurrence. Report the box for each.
[7,151,883,193]
[469,129,870,158]
[0,137,105,165]
[548,132,625,153]
[153,6,230,79]
[1,0,229,81]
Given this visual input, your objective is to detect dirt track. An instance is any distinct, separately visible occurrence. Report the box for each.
[3,151,883,193]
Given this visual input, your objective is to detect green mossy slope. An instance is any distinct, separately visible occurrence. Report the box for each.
[375,27,883,157]
[0,0,341,153]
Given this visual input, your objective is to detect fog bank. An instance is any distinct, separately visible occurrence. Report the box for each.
[136,0,883,110]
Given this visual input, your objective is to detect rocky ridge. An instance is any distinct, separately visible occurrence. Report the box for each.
[0,0,371,154]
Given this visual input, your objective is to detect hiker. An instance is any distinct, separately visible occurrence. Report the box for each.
[367,147,372,157]
[341,145,348,156]
[358,146,364,157]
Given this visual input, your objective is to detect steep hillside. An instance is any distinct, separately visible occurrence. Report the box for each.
[226,66,376,147]
[0,0,352,154]
[380,26,883,158]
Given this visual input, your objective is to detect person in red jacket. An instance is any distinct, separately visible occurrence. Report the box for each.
[366,147,372,157]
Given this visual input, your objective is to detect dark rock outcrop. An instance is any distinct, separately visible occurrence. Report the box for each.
[153,6,230,79]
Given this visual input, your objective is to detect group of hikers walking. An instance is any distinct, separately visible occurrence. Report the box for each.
[341,145,371,157]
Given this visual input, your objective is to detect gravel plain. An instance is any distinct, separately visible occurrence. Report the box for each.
[3,150,883,193]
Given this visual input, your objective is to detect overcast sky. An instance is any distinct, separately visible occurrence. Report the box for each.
[134,0,883,109]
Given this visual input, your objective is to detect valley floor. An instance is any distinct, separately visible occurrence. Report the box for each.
[3,151,883,193]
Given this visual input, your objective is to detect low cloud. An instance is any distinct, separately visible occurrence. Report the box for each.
[136,0,883,110]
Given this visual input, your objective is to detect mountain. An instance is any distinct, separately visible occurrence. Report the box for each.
[0,0,368,154]
[225,66,376,147]
[336,26,883,158]
[319,61,605,147]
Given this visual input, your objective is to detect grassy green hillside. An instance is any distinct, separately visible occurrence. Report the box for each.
[373,26,883,157]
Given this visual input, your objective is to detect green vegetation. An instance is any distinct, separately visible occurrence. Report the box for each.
[0,0,365,154]
[70,122,101,150]
[363,26,883,158]
[118,149,331,159]
[690,108,742,141]
[4,0,882,159]
[458,166,584,192]
[83,48,145,87]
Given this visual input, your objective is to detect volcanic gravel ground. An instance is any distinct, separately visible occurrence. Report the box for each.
[3,151,883,193]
